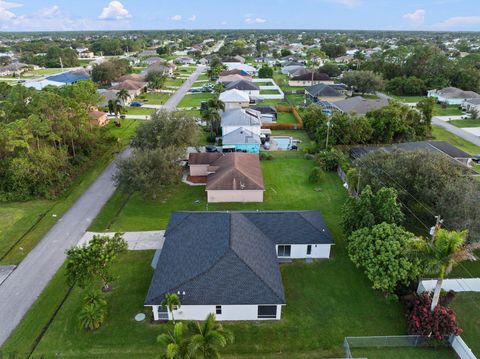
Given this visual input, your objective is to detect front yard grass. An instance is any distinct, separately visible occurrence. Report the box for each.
[164,78,184,87]
[389,95,426,103]
[125,107,155,116]
[451,293,480,357]
[178,92,215,108]
[449,119,480,128]
[433,104,463,116]
[431,125,480,155]
[0,120,141,265]
[135,92,170,105]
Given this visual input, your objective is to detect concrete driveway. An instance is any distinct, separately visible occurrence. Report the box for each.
[78,231,165,250]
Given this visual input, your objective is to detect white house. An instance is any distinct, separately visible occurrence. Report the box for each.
[221,108,262,137]
[462,98,480,114]
[145,211,335,321]
[428,87,480,106]
[219,89,251,110]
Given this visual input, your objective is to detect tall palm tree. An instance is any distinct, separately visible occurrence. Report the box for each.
[162,293,181,324]
[116,88,130,105]
[188,313,234,359]
[157,322,189,359]
[415,228,479,311]
[201,107,221,139]
[206,98,225,112]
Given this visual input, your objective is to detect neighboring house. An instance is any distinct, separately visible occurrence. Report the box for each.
[256,57,276,65]
[88,110,108,126]
[79,50,95,59]
[145,210,334,321]
[46,69,91,85]
[281,64,305,76]
[174,57,195,65]
[143,57,165,66]
[147,61,176,76]
[218,74,252,84]
[222,55,245,63]
[335,55,354,63]
[98,89,120,107]
[115,74,146,84]
[288,71,332,87]
[222,127,261,154]
[462,98,480,113]
[110,80,147,99]
[219,69,251,77]
[0,62,31,76]
[24,79,64,90]
[252,105,277,122]
[331,96,389,116]
[221,108,262,137]
[305,83,346,102]
[224,79,260,97]
[137,50,158,58]
[219,89,251,110]
[427,87,480,105]
[350,141,474,169]
[223,63,258,76]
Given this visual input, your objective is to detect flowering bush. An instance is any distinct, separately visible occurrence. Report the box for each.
[407,293,462,340]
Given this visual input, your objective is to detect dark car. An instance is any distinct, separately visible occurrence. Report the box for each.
[206,145,218,153]
[472,155,480,164]
[130,101,143,107]
[191,88,202,93]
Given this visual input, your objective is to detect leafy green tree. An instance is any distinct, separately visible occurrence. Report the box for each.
[414,229,478,311]
[347,223,422,294]
[157,322,189,359]
[300,105,328,139]
[342,185,404,235]
[319,62,341,77]
[146,70,166,90]
[117,88,130,104]
[342,70,384,95]
[188,313,234,359]
[162,293,182,324]
[66,233,127,291]
[201,107,221,140]
[258,65,274,78]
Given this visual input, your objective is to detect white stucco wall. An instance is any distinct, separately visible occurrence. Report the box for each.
[222,125,261,137]
[276,243,332,259]
[148,304,283,321]
[207,190,264,203]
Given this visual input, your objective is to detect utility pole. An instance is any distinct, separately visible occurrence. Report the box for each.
[59,57,63,70]
[325,120,331,149]
[430,215,443,243]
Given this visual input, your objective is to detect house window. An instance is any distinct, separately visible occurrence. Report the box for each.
[277,245,291,257]
[257,305,277,319]
[307,245,312,255]
[216,305,222,315]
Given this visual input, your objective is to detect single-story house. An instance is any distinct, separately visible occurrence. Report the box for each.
[219,69,251,77]
[147,61,176,76]
[98,89,120,107]
[252,105,278,122]
[224,79,260,97]
[113,73,146,85]
[223,63,258,76]
[462,98,480,113]
[288,71,333,87]
[79,50,95,59]
[222,127,261,154]
[331,96,389,116]
[222,55,245,63]
[281,64,305,76]
[219,89,251,110]
[24,79,65,90]
[350,141,474,169]
[46,68,91,85]
[256,57,276,65]
[305,83,346,102]
[221,108,262,137]
[145,210,334,321]
[428,87,480,105]
[218,74,252,84]
[88,110,109,126]
[109,79,147,98]
[174,57,195,65]
[0,62,31,76]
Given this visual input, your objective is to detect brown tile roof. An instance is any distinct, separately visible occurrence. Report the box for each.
[219,69,251,77]
[188,152,223,165]
[88,110,107,119]
[116,74,146,82]
[110,79,147,91]
[206,153,264,191]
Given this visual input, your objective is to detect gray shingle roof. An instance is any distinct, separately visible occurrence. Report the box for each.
[332,96,389,115]
[222,127,261,145]
[145,211,334,306]
[221,109,261,127]
[306,83,343,98]
[224,79,260,91]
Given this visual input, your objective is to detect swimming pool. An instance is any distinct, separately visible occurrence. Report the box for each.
[271,136,292,150]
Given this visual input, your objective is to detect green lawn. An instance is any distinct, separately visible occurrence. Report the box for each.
[449,119,480,128]
[389,95,426,103]
[0,120,141,265]
[286,94,306,107]
[196,73,209,81]
[277,111,299,124]
[135,92,170,105]
[433,104,463,116]
[260,89,282,95]
[125,107,155,116]
[164,78,184,87]
[431,125,480,155]
[451,293,480,357]
[351,347,456,358]
[178,93,214,108]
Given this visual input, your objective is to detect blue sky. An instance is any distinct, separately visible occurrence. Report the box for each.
[0,0,479,31]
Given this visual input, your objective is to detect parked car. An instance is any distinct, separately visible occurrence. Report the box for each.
[472,155,480,164]
[130,101,143,107]
[206,145,218,153]
[191,88,202,93]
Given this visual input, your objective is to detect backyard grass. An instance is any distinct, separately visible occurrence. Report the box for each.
[451,293,480,357]
[178,92,215,108]
[431,125,480,155]
[449,119,480,128]
[0,120,141,265]
[433,104,463,116]
[260,89,282,95]
[389,95,426,103]
[135,92,170,105]
[351,347,456,358]
[277,111,299,124]
[286,94,306,107]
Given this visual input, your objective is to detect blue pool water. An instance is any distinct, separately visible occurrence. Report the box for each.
[272,137,292,150]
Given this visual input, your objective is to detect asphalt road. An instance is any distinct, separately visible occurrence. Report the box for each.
[0,66,204,347]
[433,116,480,148]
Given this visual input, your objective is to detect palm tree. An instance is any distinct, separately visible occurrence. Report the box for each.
[157,322,189,359]
[416,228,479,311]
[116,88,130,105]
[79,302,107,331]
[206,98,225,112]
[108,99,123,119]
[187,313,234,359]
[201,107,221,140]
[162,293,181,324]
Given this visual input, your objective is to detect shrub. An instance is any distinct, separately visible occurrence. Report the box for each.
[407,293,462,340]
[260,152,274,161]
[304,153,315,160]
[309,167,325,183]
[314,149,347,171]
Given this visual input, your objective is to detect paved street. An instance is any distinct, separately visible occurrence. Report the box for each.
[0,67,203,347]
[433,116,480,148]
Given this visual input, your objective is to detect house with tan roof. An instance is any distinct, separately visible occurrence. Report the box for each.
[188,152,264,203]
[428,87,480,105]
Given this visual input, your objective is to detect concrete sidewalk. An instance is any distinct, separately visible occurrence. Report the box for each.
[79,231,165,250]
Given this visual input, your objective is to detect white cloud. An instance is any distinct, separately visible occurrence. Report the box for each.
[98,1,131,20]
[245,17,267,24]
[35,5,61,19]
[0,0,22,20]
[188,15,196,21]
[221,21,227,25]
[433,16,480,30]
[170,14,182,21]
[403,9,426,25]
[327,0,361,8]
